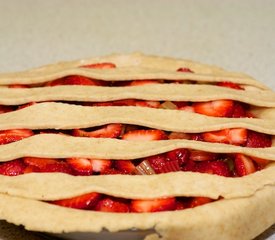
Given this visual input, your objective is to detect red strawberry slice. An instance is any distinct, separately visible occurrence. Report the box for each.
[0,129,34,145]
[89,102,114,107]
[190,134,204,141]
[246,131,272,148]
[0,159,25,176]
[112,99,137,106]
[193,100,234,117]
[73,124,122,139]
[231,102,247,118]
[52,192,101,209]
[202,128,247,146]
[189,150,218,161]
[172,101,188,109]
[23,157,60,168]
[46,75,105,86]
[180,106,195,112]
[0,105,14,114]
[128,80,159,86]
[189,197,213,208]
[216,81,244,90]
[166,149,190,166]
[195,160,231,177]
[234,154,256,176]
[66,158,93,175]
[101,168,126,175]
[9,84,29,88]
[95,197,130,212]
[250,156,270,169]
[131,197,176,213]
[24,157,73,174]
[80,62,116,69]
[90,159,112,173]
[122,129,167,141]
[177,68,193,73]
[135,100,161,108]
[114,160,136,174]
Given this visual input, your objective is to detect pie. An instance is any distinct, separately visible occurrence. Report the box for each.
[0,53,274,240]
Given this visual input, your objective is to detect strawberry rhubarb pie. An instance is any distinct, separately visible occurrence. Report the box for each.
[0,53,274,240]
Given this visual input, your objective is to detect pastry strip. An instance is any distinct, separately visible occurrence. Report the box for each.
[0,164,274,200]
[0,134,275,162]
[0,103,275,134]
[0,84,275,106]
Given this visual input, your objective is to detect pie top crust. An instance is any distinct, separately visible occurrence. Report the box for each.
[0,53,274,240]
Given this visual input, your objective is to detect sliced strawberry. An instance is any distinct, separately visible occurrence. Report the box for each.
[0,105,14,114]
[250,156,270,169]
[216,81,244,90]
[90,159,112,173]
[112,99,136,106]
[73,124,122,139]
[9,84,29,88]
[52,192,101,209]
[80,62,116,69]
[193,100,234,117]
[0,129,34,145]
[231,102,247,118]
[168,132,191,140]
[131,197,176,213]
[246,131,272,148]
[202,128,247,146]
[146,154,166,173]
[135,100,161,108]
[114,160,136,174]
[128,80,159,86]
[0,159,25,176]
[189,150,218,161]
[95,197,130,212]
[234,154,256,176]
[24,165,40,174]
[90,102,114,107]
[146,154,181,173]
[195,160,231,177]
[66,158,93,175]
[190,134,204,141]
[189,197,213,208]
[177,67,193,73]
[175,198,187,210]
[122,129,167,141]
[39,162,73,174]
[46,75,105,86]
[180,106,195,112]
[166,149,190,166]
[172,101,188,108]
[23,157,60,168]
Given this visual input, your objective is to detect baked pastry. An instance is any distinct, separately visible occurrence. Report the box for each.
[0,53,274,240]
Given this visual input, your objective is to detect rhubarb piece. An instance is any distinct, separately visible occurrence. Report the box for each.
[134,160,156,175]
[160,101,177,109]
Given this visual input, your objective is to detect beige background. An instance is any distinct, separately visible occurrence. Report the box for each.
[0,0,274,239]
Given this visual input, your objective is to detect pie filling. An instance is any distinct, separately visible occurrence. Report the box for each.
[48,192,217,213]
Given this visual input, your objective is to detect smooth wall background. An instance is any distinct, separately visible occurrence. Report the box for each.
[0,1,274,240]
[0,0,274,89]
